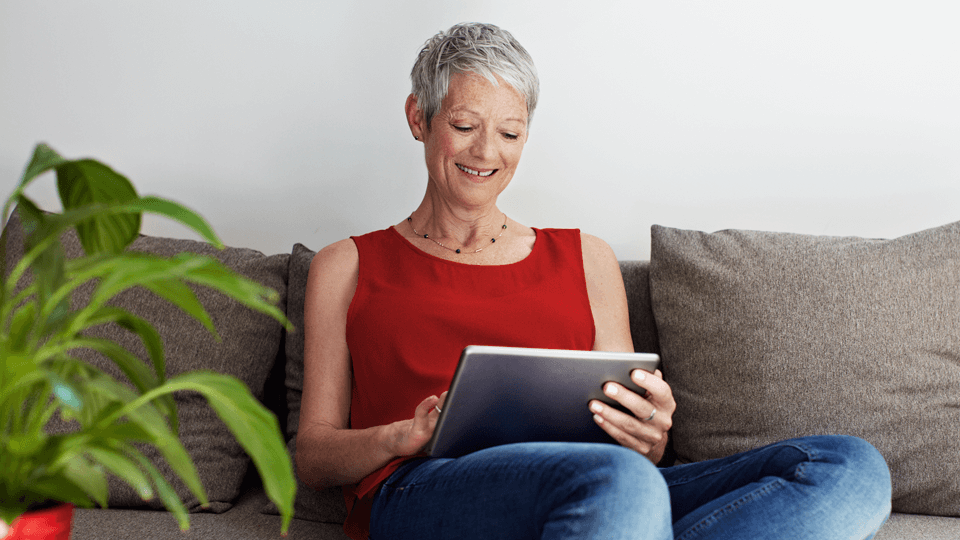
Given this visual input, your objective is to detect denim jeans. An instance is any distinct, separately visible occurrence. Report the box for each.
[369,435,891,540]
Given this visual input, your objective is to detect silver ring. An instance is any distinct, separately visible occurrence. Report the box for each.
[643,408,657,422]
[433,405,442,414]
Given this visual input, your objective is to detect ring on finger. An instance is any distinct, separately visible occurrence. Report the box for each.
[433,405,442,414]
[643,408,656,422]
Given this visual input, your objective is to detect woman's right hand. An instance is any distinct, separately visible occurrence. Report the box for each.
[385,391,447,456]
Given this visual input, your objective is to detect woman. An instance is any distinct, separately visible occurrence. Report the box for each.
[296,23,892,540]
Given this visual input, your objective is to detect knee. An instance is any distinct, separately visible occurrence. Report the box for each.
[818,436,891,495]
[549,444,671,536]
[804,435,892,532]
[589,444,670,505]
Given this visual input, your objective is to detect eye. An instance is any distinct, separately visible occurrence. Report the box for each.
[502,132,519,140]
[453,125,472,132]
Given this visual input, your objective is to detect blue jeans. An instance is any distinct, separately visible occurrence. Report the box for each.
[369,435,891,540]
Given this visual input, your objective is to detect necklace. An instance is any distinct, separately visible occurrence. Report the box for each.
[407,214,508,254]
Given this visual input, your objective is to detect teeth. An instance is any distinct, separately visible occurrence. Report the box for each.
[457,164,494,177]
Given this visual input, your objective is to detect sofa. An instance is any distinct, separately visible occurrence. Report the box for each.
[3,209,960,540]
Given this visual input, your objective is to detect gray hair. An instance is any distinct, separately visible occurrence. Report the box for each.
[411,23,540,129]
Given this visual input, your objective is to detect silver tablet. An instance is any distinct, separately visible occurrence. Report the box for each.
[425,345,661,458]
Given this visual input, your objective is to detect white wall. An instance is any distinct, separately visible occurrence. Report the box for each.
[2,1,957,260]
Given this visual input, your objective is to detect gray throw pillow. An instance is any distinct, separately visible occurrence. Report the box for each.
[262,243,348,523]
[649,222,960,516]
[3,210,288,513]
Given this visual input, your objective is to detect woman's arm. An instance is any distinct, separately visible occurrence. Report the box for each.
[295,239,444,490]
[581,233,675,463]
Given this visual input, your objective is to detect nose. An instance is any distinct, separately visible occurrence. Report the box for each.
[470,128,498,161]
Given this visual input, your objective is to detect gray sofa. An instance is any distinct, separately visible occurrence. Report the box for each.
[4,211,959,539]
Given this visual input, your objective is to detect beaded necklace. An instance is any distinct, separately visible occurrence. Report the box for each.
[407,214,508,254]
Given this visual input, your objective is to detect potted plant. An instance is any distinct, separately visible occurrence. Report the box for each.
[0,144,295,537]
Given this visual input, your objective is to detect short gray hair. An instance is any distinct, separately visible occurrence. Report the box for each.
[411,23,539,129]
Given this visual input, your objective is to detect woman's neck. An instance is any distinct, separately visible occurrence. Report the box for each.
[408,198,505,249]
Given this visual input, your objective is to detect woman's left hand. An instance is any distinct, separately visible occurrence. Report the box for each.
[589,369,675,464]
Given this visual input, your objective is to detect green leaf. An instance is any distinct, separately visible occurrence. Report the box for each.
[11,195,43,238]
[66,337,158,391]
[140,278,218,338]
[75,307,178,432]
[0,144,63,303]
[156,371,296,532]
[61,453,109,508]
[0,354,48,403]
[84,445,154,501]
[85,373,210,509]
[41,356,117,426]
[81,307,166,382]
[14,201,70,328]
[121,196,223,248]
[6,432,47,457]
[13,475,96,517]
[56,159,140,255]
[64,337,177,431]
[15,143,69,198]
[61,254,221,344]
[8,300,37,351]
[176,256,290,331]
[127,447,191,530]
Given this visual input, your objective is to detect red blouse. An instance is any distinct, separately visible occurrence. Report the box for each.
[342,226,596,539]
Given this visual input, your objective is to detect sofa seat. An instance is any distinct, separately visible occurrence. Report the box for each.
[70,485,349,540]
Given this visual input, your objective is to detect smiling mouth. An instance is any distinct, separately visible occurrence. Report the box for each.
[457,164,497,177]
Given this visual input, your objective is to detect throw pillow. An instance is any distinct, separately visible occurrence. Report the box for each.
[2,209,289,513]
[261,243,348,523]
[649,222,960,516]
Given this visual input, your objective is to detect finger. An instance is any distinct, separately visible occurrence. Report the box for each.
[630,370,676,416]
[414,395,441,427]
[591,395,663,440]
[418,394,440,411]
[602,382,657,423]
[434,391,448,413]
[590,400,659,455]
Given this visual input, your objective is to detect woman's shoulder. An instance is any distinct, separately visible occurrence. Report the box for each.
[315,237,359,262]
[311,227,396,267]
[308,237,359,285]
[578,231,615,257]
[575,231,620,276]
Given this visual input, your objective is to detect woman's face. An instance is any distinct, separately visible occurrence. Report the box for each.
[415,72,529,211]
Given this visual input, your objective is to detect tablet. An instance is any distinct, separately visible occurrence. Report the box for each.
[425,345,661,458]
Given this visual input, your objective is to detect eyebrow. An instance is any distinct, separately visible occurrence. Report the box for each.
[448,107,528,126]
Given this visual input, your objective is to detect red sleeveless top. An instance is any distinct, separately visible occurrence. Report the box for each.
[342,227,596,538]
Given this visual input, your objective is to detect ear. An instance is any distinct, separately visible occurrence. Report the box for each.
[405,94,426,141]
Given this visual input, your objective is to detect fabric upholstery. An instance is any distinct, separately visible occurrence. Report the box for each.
[70,481,351,540]
[619,261,661,355]
[261,243,348,523]
[649,222,960,516]
[3,210,289,512]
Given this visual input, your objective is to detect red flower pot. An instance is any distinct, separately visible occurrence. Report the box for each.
[2,504,73,540]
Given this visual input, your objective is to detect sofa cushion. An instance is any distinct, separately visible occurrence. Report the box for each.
[618,261,661,355]
[261,243,347,523]
[2,209,289,513]
[649,222,960,516]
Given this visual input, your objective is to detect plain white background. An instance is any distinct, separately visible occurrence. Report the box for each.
[2,1,957,259]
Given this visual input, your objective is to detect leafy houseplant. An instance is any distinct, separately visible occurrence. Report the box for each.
[0,144,295,534]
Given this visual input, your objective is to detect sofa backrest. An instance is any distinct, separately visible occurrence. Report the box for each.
[619,261,660,356]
